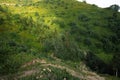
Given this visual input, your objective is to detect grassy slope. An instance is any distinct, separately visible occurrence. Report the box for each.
[0,0,120,79]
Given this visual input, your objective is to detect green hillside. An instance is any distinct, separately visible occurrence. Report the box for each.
[0,0,120,79]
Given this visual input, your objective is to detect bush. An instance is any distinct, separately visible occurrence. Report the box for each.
[85,51,114,75]
[84,38,91,46]
[54,36,84,61]
[0,53,35,75]
[78,14,90,22]
[35,12,39,17]
[0,17,4,25]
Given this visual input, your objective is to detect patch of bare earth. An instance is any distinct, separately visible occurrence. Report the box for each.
[0,57,105,80]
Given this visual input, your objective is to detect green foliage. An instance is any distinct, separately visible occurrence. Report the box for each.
[78,14,90,22]
[0,53,36,75]
[85,52,108,73]
[112,52,120,76]
[105,75,120,80]
[0,0,120,77]
[110,4,120,12]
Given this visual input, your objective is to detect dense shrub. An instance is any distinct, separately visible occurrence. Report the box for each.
[0,53,35,75]
[84,38,91,46]
[0,17,4,25]
[85,51,114,74]
[78,14,90,22]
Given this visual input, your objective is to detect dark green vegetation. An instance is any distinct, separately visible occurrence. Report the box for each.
[0,0,120,79]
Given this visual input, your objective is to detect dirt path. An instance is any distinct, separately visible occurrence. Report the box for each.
[83,70,105,80]
[20,58,105,80]
[18,70,37,78]
[20,59,84,79]
[50,54,105,80]
[41,63,84,79]
[0,57,105,80]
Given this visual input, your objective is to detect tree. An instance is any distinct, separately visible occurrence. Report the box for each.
[112,52,120,77]
[110,4,120,12]
[82,0,86,3]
